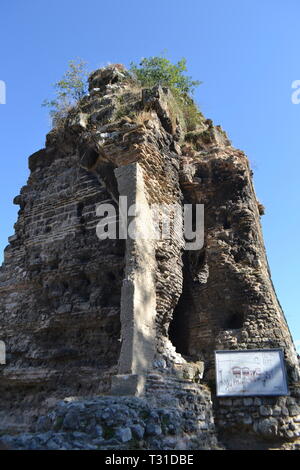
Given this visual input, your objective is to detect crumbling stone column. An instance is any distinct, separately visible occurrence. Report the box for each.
[111,163,157,396]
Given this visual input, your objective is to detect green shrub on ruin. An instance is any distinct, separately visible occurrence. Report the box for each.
[130,55,203,131]
[42,59,89,126]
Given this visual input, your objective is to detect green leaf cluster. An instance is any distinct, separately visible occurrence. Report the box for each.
[129,56,201,97]
[42,59,89,124]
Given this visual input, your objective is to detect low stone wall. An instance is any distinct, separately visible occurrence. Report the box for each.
[216,390,300,441]
[0,386,219,450]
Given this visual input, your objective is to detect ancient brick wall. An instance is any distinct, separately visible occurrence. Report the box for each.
[0,134,124,431]
[0,64,299,448]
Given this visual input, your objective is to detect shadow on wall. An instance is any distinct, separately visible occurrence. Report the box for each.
[168,252,196,358]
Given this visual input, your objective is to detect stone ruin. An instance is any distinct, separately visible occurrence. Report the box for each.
[0,65,299,450]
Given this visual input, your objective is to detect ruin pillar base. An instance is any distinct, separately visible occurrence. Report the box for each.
[110,374,146,397]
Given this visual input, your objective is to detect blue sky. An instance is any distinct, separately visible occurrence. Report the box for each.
[0,0,299,351]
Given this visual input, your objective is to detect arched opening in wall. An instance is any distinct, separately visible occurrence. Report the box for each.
[223,312,244,330]
[168,295,190,356]
[168,247,208,359]
[223,213,231,230]
[168,259,194,357]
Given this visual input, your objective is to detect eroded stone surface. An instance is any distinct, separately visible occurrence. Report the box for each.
[0,64,299,449]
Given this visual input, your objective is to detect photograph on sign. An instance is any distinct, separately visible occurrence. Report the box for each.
[215,349,289,397]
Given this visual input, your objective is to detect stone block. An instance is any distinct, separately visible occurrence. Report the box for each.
[254,397,262,406]
[243,398,253,406]
[288,405,300,417]
[110,374,146,397]
[115,427,132,443]
[259,405,272,417]
[256,418,278,437]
